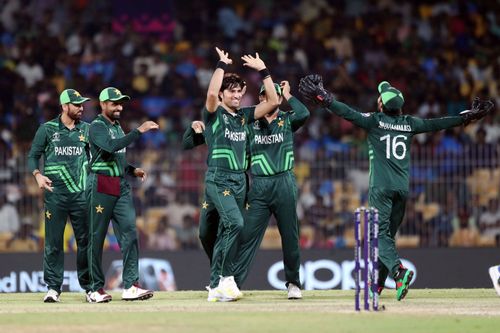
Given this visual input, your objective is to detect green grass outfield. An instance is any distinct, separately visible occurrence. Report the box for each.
[1,289,499,333]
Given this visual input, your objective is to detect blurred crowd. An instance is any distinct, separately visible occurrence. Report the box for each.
[0,0,499,252]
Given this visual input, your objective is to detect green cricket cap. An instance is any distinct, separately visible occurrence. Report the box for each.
[59,89,90,105]
[99,87,131,102]
[259,83,282,96]
[378,81,404,110]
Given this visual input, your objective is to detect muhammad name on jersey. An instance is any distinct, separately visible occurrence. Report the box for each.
[378,121,412,132]
[224,129,246,141]
[55,146,84,156]
[254,133,284,144]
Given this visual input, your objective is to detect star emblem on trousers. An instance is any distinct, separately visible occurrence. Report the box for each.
[202,201,209,209]
[45,210,51,219]
[223,189,231,196]
[95,205,104,213]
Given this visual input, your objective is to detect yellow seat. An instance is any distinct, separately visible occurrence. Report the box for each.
[396,235,420,248]
[260,226,282,249]
[145,207,167,233]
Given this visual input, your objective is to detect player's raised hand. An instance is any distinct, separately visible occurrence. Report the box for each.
[241,53,266,71]
[137,121,159,133]
[460,97,495,125]
[35,174,53,192]
[191,121,205,134]
[133,168,147,182]
[299,74,335,108]
[215,47,232,65]
[280,80,291,98]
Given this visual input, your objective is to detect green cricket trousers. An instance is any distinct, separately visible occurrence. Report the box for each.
[86,173,139,291]
[203,168,246,288]
[369,186,408,284]
[43,190,90,294]
[235,170,301,288]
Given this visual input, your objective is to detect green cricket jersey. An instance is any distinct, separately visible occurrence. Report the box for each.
[326,101,464,190]
[202,105,255,172]
[88,114,140,177]
[28,115,89,193]
[247,97,309,176]
[182,128,205,150]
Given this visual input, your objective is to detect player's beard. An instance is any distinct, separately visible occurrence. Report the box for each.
[111,111,121,120]
[105,109,121,121]
[67,107,82,121]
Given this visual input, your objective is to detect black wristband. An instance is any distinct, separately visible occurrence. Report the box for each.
[216,61,228,71]
[259,68,271,80]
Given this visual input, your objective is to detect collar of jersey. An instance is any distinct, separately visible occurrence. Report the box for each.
[220,105,243,118]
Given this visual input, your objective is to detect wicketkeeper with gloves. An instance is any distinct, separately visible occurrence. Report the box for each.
[299,74,494,301]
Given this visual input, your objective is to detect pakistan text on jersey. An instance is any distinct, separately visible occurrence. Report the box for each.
[224,129,246,141]
[254,133,284,144]
[378,121,412,132]
[55,146,83,156]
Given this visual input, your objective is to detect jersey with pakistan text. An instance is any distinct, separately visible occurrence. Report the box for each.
[247,97,309,176]
[88,114,140,177]
[28,116,89,193]
[326,101,463,190]
[202,105,255,172]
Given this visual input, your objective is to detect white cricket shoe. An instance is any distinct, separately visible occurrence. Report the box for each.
[287,283,302,299]
[489,265,500,296]
[219,276,243,300]
[206,286,235,302]
[89,288,112,303]
[122,283,154,301]
[43,289,60,303]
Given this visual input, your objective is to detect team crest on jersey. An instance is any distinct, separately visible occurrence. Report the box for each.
[52,132,60,142]
[223,114,229,124]
[253,121,261,130]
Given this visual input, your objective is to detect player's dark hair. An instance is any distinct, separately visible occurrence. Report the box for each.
[382,105,402,116]
[219,73,246,98]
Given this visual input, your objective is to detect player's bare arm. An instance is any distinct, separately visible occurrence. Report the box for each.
[206,47,232,113]
[241,53,279,118]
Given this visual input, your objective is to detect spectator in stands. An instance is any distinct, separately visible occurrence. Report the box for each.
[6,223,38,252]
[164,193,197,230]
[175,215,199,250]
[148,216,178,251]
[449,208,479,247]
[0,187,20,234]
[479,199,500,240]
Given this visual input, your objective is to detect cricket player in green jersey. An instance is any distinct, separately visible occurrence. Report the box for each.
[28,88,91,303]
[182,81,309,299]
[235,81,309,299]
[202,47,279,302]
[182,120,220,265]
[86,87,159,303]
[299,74,494,301]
